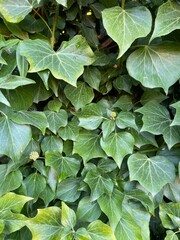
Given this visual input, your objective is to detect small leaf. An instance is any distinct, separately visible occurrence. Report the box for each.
[45,151,80,180]
[127,43,180,93]
[165,230,179,240]
[64,82,94,110]
[171,101,180,126]
[151,0,180,41]
[83,67,101,91]
[26,207,63,240]
[116,111,138,130]
[102,6,152,57]
[56,0,67,7]
[58,120,79,141]
[77,103,103,130]
[73,130,106,163]
[101,119,116,138]
[0,116,31,160]
[0,91,10,106]
[61,202,76,229]
[136,101,180,149]
[100,132,134,168]
[41,135,63,153]
[0,0,33,23]
[87,220,116,240]
[20,35,95,86]
[76,196,101,222]
[45,110,68,134]
[84,169,114,201]
[128,153,176,194]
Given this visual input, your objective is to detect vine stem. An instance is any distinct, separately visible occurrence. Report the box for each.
[33,8,52,36]
[50,4,59,48]
[121,0,125,9]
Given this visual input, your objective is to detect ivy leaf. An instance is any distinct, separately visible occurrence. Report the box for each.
[41,136,63,153]
[87,220,116,240]
[19,35,95,86]
[165,230,179,240]
[98,188,124,230]
[76,196,101,222]
[45,110,68,134]
[0,91,10,106]
[83,67,101,91]
[26,207,63,240]
[75,228,91,240]
[100,132,134,168]
[116,111,138,130]
[61,202,76,229]
[102,6,152,57]
[77,103,104,130]
[73,130,106,163]
[136,101,180,149]
[56,0,67,7]
[128,153,176,195]
[45,151,80,180]
[171,101,180,126]
[0,116,31,161]
[0,75,35,89]
[0,164,22,197]
[101,119,116,138]
[127,43,180,93]
[151,0,180,41]
[58,120,79,141]
[84,169,114,201]
[64,82,94,110]
[9,111,48,134]
[0,0,33,23]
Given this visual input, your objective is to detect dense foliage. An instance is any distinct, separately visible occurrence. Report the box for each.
[0,0,180,239]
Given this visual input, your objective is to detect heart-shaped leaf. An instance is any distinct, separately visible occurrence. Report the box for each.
[127,43,180,93]
[19,35,95,86]
[128,153,176,194]
[102,6,152,57]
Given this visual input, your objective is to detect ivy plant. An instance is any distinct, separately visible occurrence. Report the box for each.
[0,0,180,239]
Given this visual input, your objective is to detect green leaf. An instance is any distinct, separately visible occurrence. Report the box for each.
[151,0,180,41]
[56,177,81,202]
[9,111,48,134]
[77,103,103,130]
[20,35,95,86]
[116,111,138,130]
[0,116,31,160]
[56,0,67,7]
[0,220,4,234]
[128,153,176,194]
[100,132,134,168]
[26,207,63,240]
[0,91,10,106]
[73,130,106,163]
[64,82,94,110]
[87,220,116,240]
[102,6,152,57]
[0,0,33,23]
[127,43,180,93]
[0,164,22,196]
[160,202,180,229]
[164,177,180,202]
[45,151,80,180]
[41,135,63,153]
[61,202,76,229]
[76,196,101,222]
[83,67,101,91]
[165,230,179,240]
[45,110,68,134]
[101,119,116,139]
[98,188,124,230]
[0,75,35,89]
[171,101,180,126]
[58,120,79,141]
[75,228,91,240]
[0,192,32,213]
[136,101,180,149]
[23,173,46,199]
[84,169,114,201]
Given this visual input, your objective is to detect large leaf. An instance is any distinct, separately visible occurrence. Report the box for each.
[127,43,180,93]
[128,153,176,194]
[45,151,80,180]
[84,169,114,201]
[98,188,124,230]
[0,75,35,89]
[0,116,31,160]
[20,35,95,86]
[87,220,116,240]
[102,6,152,57]
[73,130,106,163]
[100,132,134,168]
[0,0,33,23]
[151,0,180,41]
[26,207,63,240]
[136,101,180,149]
[64,82,94,110]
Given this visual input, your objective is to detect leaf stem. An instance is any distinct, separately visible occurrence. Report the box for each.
[121,0,126,9]
[33,8,52,36]
[51,4,59,48]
